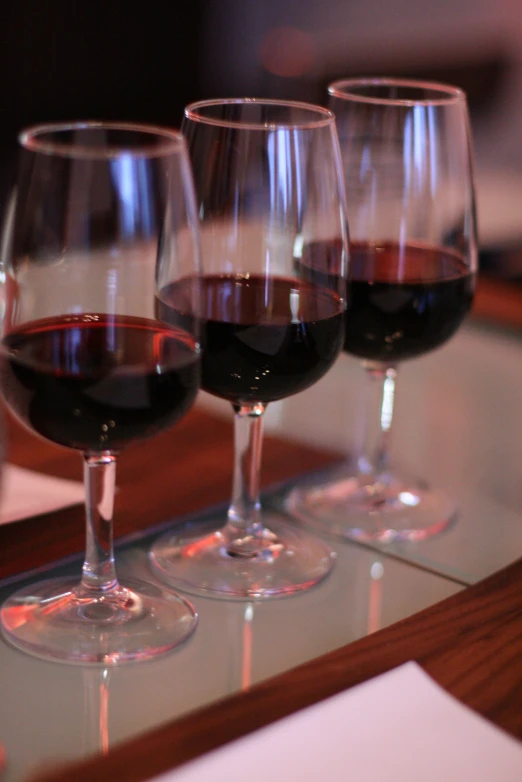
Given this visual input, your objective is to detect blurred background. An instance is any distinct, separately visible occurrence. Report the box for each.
[2,0,522,279]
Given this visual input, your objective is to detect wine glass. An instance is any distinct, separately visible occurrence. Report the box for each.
[284,78,478,542]
[0,122,202,664]
[150,98,348,599]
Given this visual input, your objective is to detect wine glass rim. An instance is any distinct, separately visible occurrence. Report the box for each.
[328,77,466,106]
[19,121,186,158]
[184,98,335,129]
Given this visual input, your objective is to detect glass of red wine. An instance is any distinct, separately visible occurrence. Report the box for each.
[149,98,348,599]
[0,122,202,664]
[284,78,478,542]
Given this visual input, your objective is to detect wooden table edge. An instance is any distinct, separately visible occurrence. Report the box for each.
[29,555,522,782]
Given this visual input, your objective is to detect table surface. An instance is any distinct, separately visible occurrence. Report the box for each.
[0,279,521,782]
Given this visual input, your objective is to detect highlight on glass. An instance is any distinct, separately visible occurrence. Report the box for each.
[0,122,202,664]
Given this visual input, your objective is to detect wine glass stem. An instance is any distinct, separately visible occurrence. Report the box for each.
[358,362,397,480]
[80,452,119,594]
[227,403,266,543]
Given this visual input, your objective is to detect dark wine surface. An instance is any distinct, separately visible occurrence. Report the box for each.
[300,240,475,362]
[157,275,344,404]
[1,314,200,451]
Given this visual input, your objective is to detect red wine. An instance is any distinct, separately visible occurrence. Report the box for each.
[1,314,200,451]
[344,241,475,361]
[299,240,475,362]
[156,275,344,404]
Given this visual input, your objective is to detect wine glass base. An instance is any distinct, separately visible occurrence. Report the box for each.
[0,576,198,665]
[283,468,457,543]
[149,515,336,600]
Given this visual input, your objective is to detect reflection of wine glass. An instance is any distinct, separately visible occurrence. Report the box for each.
[0,122,201,663]
[285,78,478,542]
[82,667,111,756]
[150,98,348,599]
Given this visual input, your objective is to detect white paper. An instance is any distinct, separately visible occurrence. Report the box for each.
[150,662,522,782]
[0,463,84,525]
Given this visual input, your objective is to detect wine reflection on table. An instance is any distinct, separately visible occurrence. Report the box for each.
[241,603,254,691]
[367,560,384,636]
[81,667,111,758]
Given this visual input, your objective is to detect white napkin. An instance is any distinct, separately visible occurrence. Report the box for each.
[150,662,522,782]
[0,463,84,525]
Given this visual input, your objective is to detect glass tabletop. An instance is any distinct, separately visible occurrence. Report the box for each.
[1,317,520,781]
[265,320,522,586]
[0,504,461,782]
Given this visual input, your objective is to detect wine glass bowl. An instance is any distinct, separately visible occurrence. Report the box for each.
[284,79,478,543]
[150,98,349,599]
[0,122,202,664]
